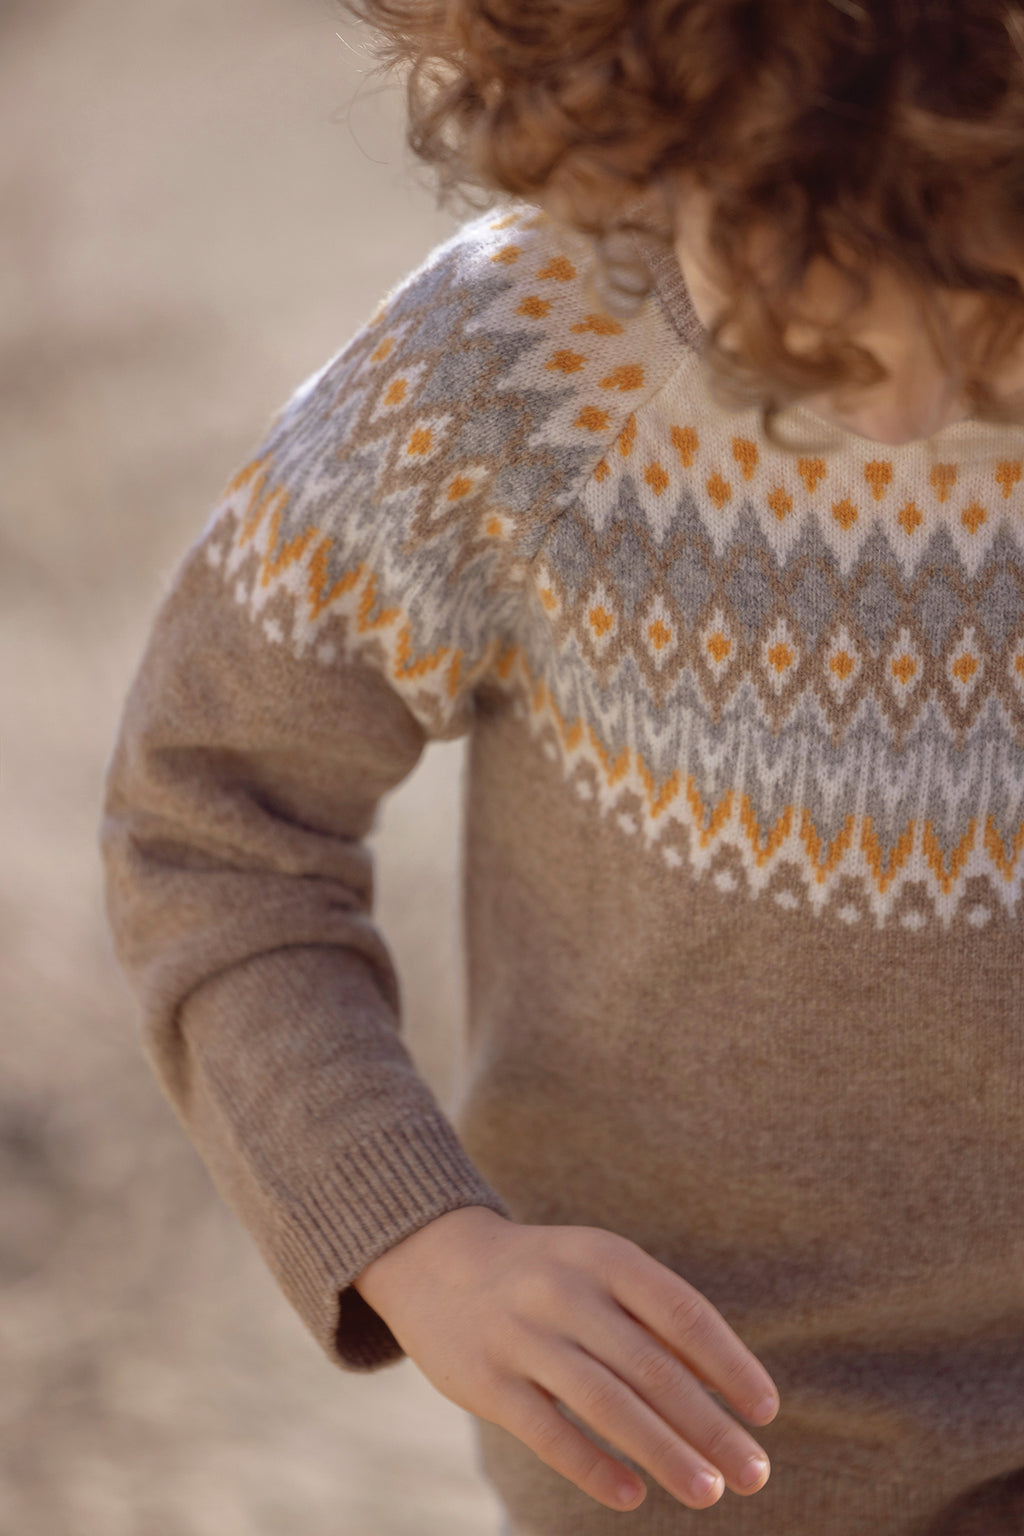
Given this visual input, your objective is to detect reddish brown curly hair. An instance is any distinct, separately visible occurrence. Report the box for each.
[339,0,1024,449]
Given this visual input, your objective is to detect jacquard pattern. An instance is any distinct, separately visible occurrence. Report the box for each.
[201,201,1024,931]
[200,205,675,733]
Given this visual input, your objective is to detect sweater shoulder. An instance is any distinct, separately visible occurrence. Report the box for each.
[205,204,689,571]
[179,205,691,738]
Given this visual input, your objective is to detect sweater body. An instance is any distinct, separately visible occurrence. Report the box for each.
[101,202,1024,1529]
[459,699,1023,1499]
[448,232,1024,1494]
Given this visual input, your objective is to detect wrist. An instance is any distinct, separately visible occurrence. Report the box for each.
[352,1205,509,1318]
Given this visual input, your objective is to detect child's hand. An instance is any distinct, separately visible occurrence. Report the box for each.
[352,1206,780,1514]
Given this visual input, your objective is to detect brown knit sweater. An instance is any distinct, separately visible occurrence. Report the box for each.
[101,201,1024,1531]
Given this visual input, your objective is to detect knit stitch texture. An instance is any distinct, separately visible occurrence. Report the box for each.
[101,201,1024,1532]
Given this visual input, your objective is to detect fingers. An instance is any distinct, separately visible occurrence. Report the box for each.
[575,1304,772,1498]
[527,1342,752,1511]
[499,1380,648,1514]
[606,1248,780,1427]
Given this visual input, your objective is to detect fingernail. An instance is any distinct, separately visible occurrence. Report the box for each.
[740,1456,770,1490]
[617,1477,644,1506]
[692,1469,724,1500]
[753,1394,779,1421]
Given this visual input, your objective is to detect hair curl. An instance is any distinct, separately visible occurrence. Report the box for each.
[339,0,1024,451]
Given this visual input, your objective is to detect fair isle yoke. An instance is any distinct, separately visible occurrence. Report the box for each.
[206,200,1024,933]
[202,201,678,737]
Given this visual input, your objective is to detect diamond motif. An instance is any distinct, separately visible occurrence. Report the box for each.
[699,610,738,681]
[533,561,562,619]
[886,626,924,709]
[582,581,619,656]
[946,625,984,705]
[429,462,489,522]
[760,617,801,696]
[824,625,863,704]
[216,203,1024,938]
[370,359,428,421]
[640,593,679,670]
[403,415,450,463]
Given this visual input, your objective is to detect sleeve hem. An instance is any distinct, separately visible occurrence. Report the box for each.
[281,1115,513,1370]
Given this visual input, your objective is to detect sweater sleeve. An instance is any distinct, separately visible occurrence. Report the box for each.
[99,228,534,1372]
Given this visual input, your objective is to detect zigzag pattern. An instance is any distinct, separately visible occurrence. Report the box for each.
[500,647,1024,930]
[207,485,1024,930]
[537,506,1024,740]
[200,200,1024,931]
[585,363,1024,575]
[534,496,1024,750]
[204,464,502,734]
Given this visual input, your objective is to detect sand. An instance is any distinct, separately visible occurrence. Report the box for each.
[1,0,504,1529]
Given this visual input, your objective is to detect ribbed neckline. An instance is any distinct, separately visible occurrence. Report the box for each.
[631,227,1002,454]
[631,226,709,355]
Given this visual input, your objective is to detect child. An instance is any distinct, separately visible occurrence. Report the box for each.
[101,1,1024,1530]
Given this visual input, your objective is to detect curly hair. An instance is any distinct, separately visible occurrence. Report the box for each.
[339,0,1024,451]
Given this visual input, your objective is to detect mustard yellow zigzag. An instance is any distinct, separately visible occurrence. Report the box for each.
[218,456,1024,908]
[496,637,1023,899]
[220,454,493,700]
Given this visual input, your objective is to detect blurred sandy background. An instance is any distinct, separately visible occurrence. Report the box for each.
[1,0,506,1530]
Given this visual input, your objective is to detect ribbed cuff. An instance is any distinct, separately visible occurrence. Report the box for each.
[170,942,513,1373]
[278,1113,513,1371]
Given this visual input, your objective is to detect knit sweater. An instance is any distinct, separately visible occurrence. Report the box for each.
[101,202,1024,1530]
